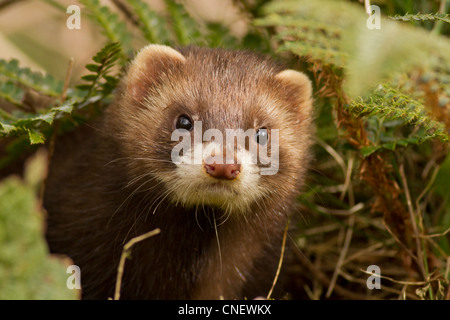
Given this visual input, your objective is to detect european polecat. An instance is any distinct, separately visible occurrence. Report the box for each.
[44,45,313,299]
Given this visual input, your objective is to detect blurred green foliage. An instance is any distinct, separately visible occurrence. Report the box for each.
[0,0,449,300]
[0,150,78,299]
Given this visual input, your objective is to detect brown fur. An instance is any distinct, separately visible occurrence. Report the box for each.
[44,45,313,299]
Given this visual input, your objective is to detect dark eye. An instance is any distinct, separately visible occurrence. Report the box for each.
[255,128,269,145]
[175,115,193,131]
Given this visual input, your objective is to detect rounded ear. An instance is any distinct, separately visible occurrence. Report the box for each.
[124,44,186,104]
[274,69,313,119]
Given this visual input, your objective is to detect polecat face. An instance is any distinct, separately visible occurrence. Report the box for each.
[107,45,313,216]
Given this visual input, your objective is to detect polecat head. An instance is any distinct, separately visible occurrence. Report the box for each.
[106,45,313,216]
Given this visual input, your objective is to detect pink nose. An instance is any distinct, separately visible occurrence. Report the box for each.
[204,163,241,180]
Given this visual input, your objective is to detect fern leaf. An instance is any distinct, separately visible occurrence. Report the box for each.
[76,42,121,101]
[127,0,171,44]
[0,59,63,98]
[390,13,450,24]
[206,23,239,48]
[256,0,450,97]
[360,133,438,157]
[255,1,349,68]
[164,0,202,45]
[0,59,76,145]
[348,84,446,134]
[80,0,132,58]
[0,104,73,144]
[27,129,45,145]
[348,83,448,157]
[0,81,24,108]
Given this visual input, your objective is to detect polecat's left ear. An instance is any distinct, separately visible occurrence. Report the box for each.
[124,44,186,104]
[275,69,313,118]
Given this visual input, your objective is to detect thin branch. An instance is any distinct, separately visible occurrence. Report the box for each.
[315,202,364,216]
[339,270,419,300]
[39,58,74,204]
[326,213,355,298]
[417,228,450,239]
[359,268,441,286]
[339,152,355,204]
[266,219,289,299]
[113,228,161,300]
[289,236,370,300]
[399,164,427,280]
[60,58,74,102]
[364,0,371,15]
[342,239,394,265]
[315,138,347,175]
[382,216,418,262]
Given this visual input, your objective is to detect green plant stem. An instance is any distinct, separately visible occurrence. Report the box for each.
[432,0,449,35]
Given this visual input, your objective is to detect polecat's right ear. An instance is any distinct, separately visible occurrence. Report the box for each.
[274,69,313,121]
[124,44,186,104]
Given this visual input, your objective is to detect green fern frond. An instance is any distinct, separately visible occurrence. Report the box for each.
[205,23,239,48]
[348,84,446,135]
[76,42,121,101]
[0,81,24,109]
[255,1,354,68]
[390,13,450,24]
[0,59,63,98]
[164,0,202,45]
[0,103,73,144]
[257,0,450,98]
[127,0,171,44]
[278,40,347,67]
[80,0,132,58]
[348,83,448,156]
[360,131,442,157]
[0,42,122,145]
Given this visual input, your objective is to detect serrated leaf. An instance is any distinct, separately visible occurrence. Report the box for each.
[0,123,17,134]
[35,112,56,124]
[85,64,100,72]
[0,99,76,144]
[0,81,24,107]
[76,42,121,102]
[51,103,73,115]
[75,84,93,92]
[103,75,118,84]
[27,130,45,144]
[348,83,448,143]
[0,59,63,97]
[389,13,450,24]
[81,74,98,82]
[257,0,450,98]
